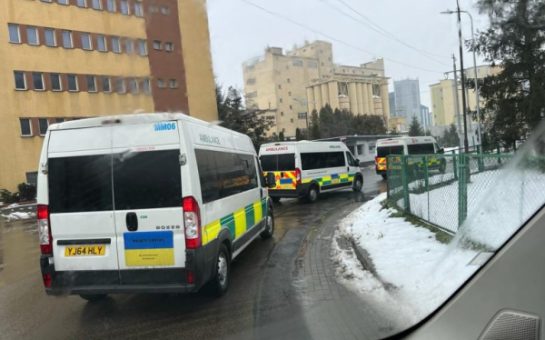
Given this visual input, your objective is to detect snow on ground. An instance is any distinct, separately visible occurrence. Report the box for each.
[334,193,480,324]
[1,211,35,222]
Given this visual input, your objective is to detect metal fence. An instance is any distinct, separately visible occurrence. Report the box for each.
[386,153,513,233]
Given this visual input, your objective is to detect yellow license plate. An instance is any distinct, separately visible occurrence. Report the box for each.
[64,245,106,257]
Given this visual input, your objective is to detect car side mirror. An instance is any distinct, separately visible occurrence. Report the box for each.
[355,159,360,166]
[439,148,444,154]
[266,172,276,188]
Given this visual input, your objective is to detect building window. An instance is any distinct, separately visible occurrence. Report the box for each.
[292,59,303,67]
[160,6,170,15]
[288,91,292,96]
[153,40,162,50]
[81,33,92,50]
[289,105,293,110]
[96,35,107,52]
[164,42,174,52]
[91,0,102,10]
[116,78,126,93]
[287,78,291,83]
[33,72,45,91]
[44,28,56,47]
[50,73,62,91]
[102,77,111,92]
[280,112,284,116]
[372,84,381,96]
[298,112,307,119]
[129,78,138,94]
[87,75,97,92]
[169,79,178,89]
[26,27,39,46]
[246,78,256,85]
[120,0,130,15]
[62,30,73,48]
[111,36,121,53]
[124,39,133,54]
[137,40,147,56]
[8,24,21,44]
[38,118,49,136]
[20,119,32,137]
[14,71,27,90]
[76,0,87,8]
[57,0,69,5]
[55,118,65,123]
[157,79,166,88]
[26,171,38,186]
[67,74,78,92]
[106,0,115,12]
[290,118,294,123]
[142,79,151,94]
[149,5,159,13]
[279,98,283,103]
[278,84,281,89]
[134,2,144,17]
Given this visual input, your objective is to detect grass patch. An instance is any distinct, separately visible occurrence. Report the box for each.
[381,199,453,244]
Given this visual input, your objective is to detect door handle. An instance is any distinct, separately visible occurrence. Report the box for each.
[126,212,138,232]
[347,166,350,172]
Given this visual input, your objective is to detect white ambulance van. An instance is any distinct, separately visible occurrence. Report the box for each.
[375,136,445,179]
[37,113,276,300]
[258,141,364,203]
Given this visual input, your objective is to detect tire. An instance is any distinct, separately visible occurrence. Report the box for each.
[271,196,281,203]
[306,185,319,203]
[352,176,363,192]
[210,244,230,297]
[260,209,274,239]
[79,294,107,302]
[439,160,446,174]
[381,173,387,180]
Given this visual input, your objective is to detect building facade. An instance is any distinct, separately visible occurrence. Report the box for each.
[392,78,421,124]
[242,41,390,139]
[0,0,217,191]
[420,104,431,129]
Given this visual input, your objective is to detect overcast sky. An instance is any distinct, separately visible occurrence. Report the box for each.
[207,0,489,110]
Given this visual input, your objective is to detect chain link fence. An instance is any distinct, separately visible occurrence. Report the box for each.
[386,152,513,233]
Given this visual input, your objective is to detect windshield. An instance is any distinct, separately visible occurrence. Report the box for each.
[2,0,545,339]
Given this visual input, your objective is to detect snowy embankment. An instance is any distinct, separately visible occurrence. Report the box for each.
[334,193,480,324]
[1,211,35,222]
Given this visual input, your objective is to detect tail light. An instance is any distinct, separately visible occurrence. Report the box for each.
[37,204,52,255]
[186,270,195,284]
[183,196,201,249]
[295,168,302,185]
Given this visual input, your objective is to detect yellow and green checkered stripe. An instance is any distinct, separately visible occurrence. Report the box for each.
[201,198,269,246]
[302,172,355,188]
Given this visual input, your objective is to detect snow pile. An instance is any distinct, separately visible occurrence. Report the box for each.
[335,193,480,323]
[1,211,35,222]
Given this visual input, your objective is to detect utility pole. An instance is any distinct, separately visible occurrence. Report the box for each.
[456,0,469,153]
[452,55,463,150]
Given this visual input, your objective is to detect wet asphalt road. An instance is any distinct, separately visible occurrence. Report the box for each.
[0,168,386,340]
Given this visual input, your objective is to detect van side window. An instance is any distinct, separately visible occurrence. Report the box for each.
[196,149,258,203]
[407,143,435,154]
[345,152,357,166]
[301,152,345,170]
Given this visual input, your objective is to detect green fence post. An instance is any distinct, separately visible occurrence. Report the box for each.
[477,145,484,172]
[401,155,410,213]
[453,151,458,180]
[458,153,468,228]
[424,155,430,221]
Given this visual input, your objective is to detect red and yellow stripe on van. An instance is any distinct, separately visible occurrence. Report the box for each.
[264,170,299,190]
[375,157,387,171]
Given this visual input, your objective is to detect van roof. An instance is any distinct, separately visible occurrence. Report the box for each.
[47,112,246,137]
[260,140,345,147]
[376,136,437,145]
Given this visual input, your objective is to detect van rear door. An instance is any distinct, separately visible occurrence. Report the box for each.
[111,121,185,284]
[47,126,118,276]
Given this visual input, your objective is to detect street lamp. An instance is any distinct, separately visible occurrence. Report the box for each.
[441,8,483,151]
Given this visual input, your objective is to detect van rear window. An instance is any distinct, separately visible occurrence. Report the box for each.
[407,143,435,154]
[376,146,404,157]
[48,150,182,213]
[301,152,345,170]
[259,154,295,171]
[49,155,113,213]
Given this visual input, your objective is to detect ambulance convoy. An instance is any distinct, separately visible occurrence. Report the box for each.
[36,114,363,299]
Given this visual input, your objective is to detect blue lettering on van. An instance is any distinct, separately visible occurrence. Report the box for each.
[154,122,176,131]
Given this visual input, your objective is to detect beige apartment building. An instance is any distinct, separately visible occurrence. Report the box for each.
[243,40,390,138]
[431,65,501,127]
[0,0,217,192]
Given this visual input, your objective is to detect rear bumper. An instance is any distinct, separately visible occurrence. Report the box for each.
[40,242,217,295]
[269,184,311,198]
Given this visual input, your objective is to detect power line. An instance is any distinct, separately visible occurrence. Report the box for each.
[239,0,444,74]
[334,0,450,61]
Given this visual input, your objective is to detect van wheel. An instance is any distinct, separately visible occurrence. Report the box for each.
[352,176,363,192]
[79,294,107,302]
[211,244,230,297]
[439,161,446,174]
[306,185,319,203]
[260,209,275,239]
[381,173,387,180]
[271,197,281,203]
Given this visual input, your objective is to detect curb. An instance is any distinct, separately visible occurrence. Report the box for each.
[348,237,397,291]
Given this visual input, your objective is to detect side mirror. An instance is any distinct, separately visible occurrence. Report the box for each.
[438,148,444,154]
[265,172,276,188]
[355,159,360,166]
